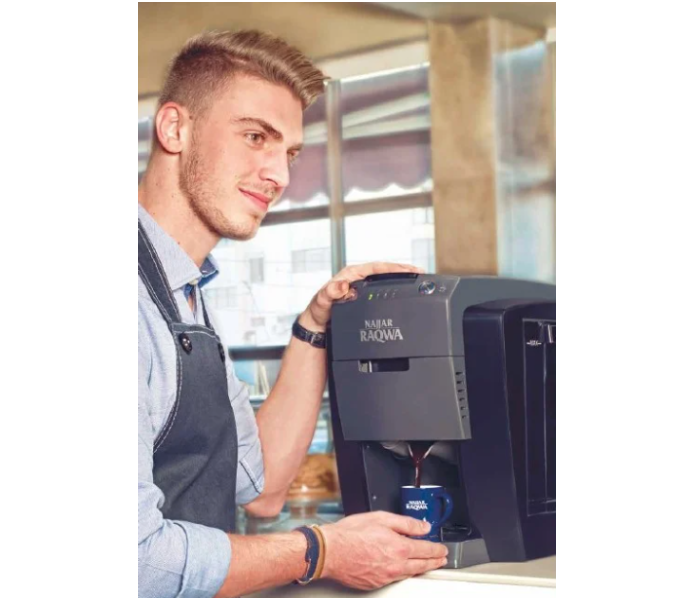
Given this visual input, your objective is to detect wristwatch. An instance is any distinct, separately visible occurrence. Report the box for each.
[292,317,327,349]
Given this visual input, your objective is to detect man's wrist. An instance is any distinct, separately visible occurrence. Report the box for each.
[297,309,326,333]
[292,316,327,349]
[292,530,310,581]
[317,525,333,580]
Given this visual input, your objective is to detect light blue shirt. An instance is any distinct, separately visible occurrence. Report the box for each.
[138,204,264,597]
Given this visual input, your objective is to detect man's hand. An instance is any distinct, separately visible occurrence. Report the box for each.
[299,262,423,332]
[319,511,449,591]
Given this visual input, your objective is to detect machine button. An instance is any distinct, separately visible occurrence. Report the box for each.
[419,281,437,296]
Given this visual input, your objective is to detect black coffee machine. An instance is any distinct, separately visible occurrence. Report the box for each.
[327,274,555,568]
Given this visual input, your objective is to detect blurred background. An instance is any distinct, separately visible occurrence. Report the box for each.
[138,1,555,532]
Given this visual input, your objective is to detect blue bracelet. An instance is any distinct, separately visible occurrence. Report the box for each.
[295,526,321,585]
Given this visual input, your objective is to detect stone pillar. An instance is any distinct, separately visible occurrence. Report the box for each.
[429,18,555,281]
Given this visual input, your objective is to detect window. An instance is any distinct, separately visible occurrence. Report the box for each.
[292,248,331,273]
[202,286,238,309]
[249,256,265,284]
[209,219,332,348]
[411,238,436,274]
[341,65,433,204]
[138,97,157,183]
[271,90,330,212]
[345,208,435,273]
[412,207,434,225]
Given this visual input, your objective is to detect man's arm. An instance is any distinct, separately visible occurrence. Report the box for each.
[241,311,328,516]
[243,262,422,517]
[214,531,306,597]
[214,512,447,597]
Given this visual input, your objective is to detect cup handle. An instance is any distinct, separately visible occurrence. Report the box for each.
[435,491,453,526]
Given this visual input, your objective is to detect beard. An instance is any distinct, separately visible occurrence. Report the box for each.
[179,139,262,242]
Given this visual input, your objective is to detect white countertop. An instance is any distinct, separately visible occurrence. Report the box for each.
[247,555,555,598]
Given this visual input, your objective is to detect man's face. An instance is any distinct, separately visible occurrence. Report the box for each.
[179,75,304,241]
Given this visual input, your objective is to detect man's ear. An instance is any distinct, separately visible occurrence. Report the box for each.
[154,102,191,154]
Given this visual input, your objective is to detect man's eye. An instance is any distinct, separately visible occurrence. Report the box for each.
[245,132,265,145]
[288,152,299,166]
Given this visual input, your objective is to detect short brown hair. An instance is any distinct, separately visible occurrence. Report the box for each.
[158,29,327,114]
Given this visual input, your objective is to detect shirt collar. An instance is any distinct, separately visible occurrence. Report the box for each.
[138,203,219,291]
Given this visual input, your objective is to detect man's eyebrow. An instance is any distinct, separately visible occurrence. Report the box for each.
[233,117,282,140]
[232,117,303,152]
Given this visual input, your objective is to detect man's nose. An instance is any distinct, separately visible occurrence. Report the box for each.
[259,150,290,189]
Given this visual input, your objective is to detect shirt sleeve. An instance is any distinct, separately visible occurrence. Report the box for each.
[224,342,266,505]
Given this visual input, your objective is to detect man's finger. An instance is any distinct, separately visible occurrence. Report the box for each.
[408,540,448,560]
[325,279,349,300]
[404,558,447,577]
[383,513,429,536]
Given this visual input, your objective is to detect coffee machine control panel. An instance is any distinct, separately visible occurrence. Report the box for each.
[342,274,457,303]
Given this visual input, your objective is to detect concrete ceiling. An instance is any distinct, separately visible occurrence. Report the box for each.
[138,2,426,96]
[139,2,554,96]
[374,2,556,29]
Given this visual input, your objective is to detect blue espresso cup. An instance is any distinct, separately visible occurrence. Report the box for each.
[400,485,453,541]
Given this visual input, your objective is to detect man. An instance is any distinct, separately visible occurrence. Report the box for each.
[138,30,448,598]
